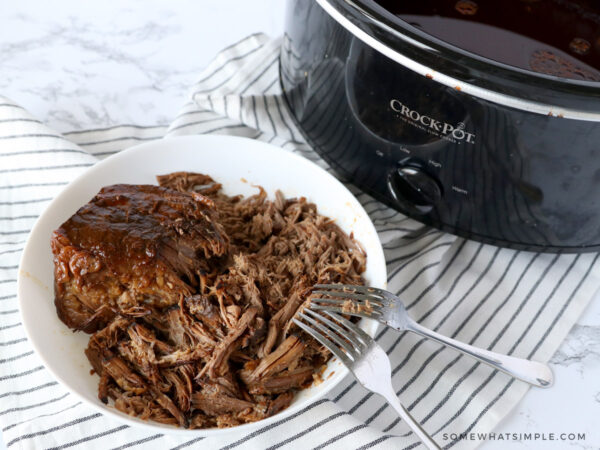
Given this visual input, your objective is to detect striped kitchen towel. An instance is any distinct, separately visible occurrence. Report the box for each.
[1,33,599,450]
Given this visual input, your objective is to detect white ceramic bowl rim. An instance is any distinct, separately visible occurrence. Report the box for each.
[17,135,386,436]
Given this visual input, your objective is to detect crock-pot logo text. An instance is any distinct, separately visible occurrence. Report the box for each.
[390,100,476,144]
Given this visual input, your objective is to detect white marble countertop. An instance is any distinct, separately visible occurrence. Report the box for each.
[1,1,599,449]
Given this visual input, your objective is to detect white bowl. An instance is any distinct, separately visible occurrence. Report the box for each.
[17,135,387,436]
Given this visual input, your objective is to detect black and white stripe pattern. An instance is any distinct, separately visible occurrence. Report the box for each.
[1,33,599,450]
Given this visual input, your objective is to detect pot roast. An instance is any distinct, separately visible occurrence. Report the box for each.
[51,172,366,428]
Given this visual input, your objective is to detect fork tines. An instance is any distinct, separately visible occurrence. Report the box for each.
[310,283,385,318]
[292,308,371,365]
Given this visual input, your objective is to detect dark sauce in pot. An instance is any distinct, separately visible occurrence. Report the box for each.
[375,0,600,81]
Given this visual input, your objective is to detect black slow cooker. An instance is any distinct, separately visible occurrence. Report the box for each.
[280,0,600,252]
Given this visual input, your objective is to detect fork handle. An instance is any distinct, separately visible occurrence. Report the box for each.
[406,320,554,388]
[380,386,441,450]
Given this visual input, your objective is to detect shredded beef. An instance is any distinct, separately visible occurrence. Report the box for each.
[52,172,366,428]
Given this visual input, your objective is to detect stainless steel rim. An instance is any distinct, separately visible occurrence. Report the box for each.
[316,0,600,121]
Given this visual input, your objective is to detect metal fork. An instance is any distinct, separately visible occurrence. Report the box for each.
[293,308,441,450]
[311,284,554,388]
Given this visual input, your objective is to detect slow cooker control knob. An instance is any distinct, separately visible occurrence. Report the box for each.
[387,167,442,214]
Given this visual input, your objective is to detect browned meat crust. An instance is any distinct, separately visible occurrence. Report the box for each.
[52,184,228,332]
[53,172,366,428]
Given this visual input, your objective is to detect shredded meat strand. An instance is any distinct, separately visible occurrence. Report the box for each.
[52,172,366,428]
